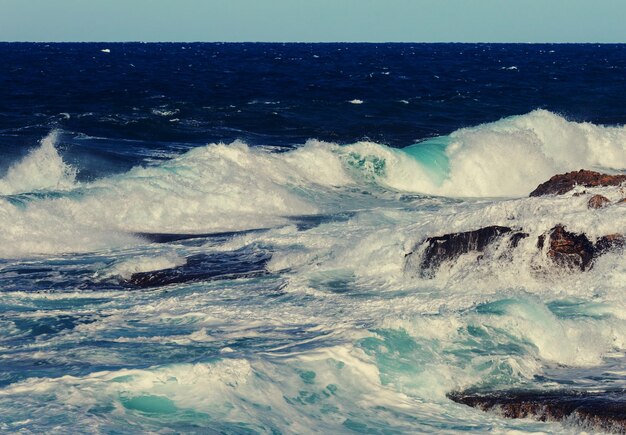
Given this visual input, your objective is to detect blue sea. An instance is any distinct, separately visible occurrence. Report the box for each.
[1,43,626,434]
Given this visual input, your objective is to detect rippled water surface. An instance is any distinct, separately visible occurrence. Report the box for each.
[1,43,625,434]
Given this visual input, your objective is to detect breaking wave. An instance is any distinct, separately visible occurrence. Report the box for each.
[0,110,624,258]
[0,130,77,195]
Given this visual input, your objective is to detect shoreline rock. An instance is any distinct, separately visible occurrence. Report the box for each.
[529,169,626,197]
[409,223,623,277]
[539,225,625,271]
[537,225,595,271]
[413,226,528,277]
[123,251,270,288]
[588,194,611,209]
[407,170,624,277]
[448,389,626,433]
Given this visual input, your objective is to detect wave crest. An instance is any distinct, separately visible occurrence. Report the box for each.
[1,110,625,257]
[0,131,77,195]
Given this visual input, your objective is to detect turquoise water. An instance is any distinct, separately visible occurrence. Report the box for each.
[401,136,451,186]
[1,43,626,434]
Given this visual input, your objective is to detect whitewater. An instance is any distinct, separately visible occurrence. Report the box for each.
[1,110,624,258]
[1,43,626,434]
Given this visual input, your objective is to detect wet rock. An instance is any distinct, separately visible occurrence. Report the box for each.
[538,225,624,271]
[588,194,611,209]
[537,225,595,271]
[123,251,270,288]
[595,233,626,256]
[412,226,528,277]
[134,228,267,244]
[529,169,626,197]
[410,222,623,278]
[448,389,626,433]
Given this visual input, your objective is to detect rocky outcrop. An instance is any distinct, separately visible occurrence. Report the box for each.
[411,226,528,277]
[537,225,595,271]
[123,251,270,288]
[537,225,624,271]
[595,233,626,256]
[588,194,611,209]
[448,389,626,433]
[409,224,623,277]
[408,171,624,278]
[529,170,626,197]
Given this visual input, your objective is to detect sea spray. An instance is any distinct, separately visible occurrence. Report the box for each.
[0,130,77,195]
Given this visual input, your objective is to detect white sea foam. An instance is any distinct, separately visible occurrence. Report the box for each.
[340,110,626,197]
[0,344,475,431]
[0,140,348,257]
[151,108,179,117]
[95,253,187,280]
[0,131,77,195]
[435,109,626,197]
[0,321,585,434]
[2,202,621,433]
[1,111,625,258]
[229,178,626,308]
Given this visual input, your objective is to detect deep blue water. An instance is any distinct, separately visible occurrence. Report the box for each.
[0,43,625,434]
[3,43,626,177]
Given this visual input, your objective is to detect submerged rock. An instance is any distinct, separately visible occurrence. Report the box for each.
[588,194,611,209]
[411,226,528,277]
[529,169,626,197]
[123,251,271,288]
[448,389,626,433]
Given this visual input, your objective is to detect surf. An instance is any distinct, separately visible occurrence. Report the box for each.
[0,110,625,258]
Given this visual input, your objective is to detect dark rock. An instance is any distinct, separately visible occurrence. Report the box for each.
[618,198,626,205]
[588,194,611,209]
[538,225,624,271]
[410,221,623,278]
[529,170,626,197]
[134,228,267,244]
[135,232,217,243]
[595,234,626,256]
[413,226,528,277]
[538,225,595,271]
[448,389,626,433]
[509,232,529,248]
[123,250,270,288]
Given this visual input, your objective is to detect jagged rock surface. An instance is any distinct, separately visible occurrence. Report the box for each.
[410,224,623,277]
[538,225,624,271]
[409,171,625,278]
[588,194,611,209]
[529,169,626,197]
[537,225,595,271]
[413,226,528,277]
[448,389,626,433]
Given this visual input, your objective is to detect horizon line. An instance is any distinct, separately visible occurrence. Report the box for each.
[1,40,625,44]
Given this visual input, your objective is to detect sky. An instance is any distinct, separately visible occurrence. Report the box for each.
[1,0,625,43]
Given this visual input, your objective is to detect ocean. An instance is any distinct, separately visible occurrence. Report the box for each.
[0,42,625,433]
